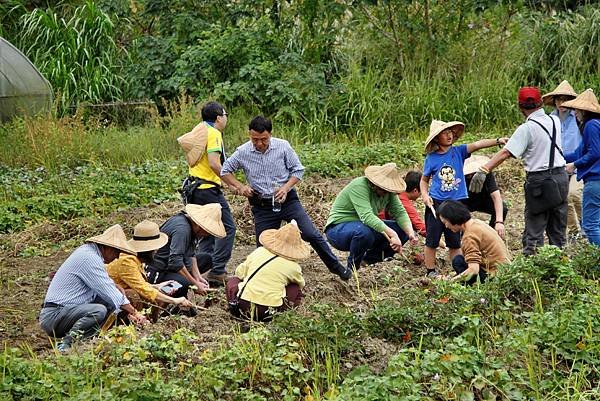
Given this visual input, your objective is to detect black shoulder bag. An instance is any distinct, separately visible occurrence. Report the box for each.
[525,118,566,214]
[228,255,278,318]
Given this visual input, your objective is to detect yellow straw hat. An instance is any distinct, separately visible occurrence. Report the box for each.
[259,220,311,261]
[127,220,169,253]
[463,155,491,176]
[177,122,208,167]
[185,203,226,238]
[424,120,465,153]
[87,224,137,255]
[364,163,406,193]
[562,89,600,114]
[542,80,578,106]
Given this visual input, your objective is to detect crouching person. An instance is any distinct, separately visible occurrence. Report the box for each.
[146,204,226,310]
[437,201,511,285]
[106,220,194,319]
[226,221,307,322]
[39,225,148,352]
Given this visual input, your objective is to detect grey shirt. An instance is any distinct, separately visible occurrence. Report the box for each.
[149,213,195,273]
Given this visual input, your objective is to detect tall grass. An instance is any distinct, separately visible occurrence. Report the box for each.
[15,1,128,113]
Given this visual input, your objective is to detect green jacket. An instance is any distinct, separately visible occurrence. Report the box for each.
[326,177,411,233]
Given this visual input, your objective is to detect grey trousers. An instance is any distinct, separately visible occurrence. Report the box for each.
[39,303,108,342]
[522,168,569,255]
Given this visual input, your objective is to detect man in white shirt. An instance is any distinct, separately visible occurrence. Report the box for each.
[469,87,569,255]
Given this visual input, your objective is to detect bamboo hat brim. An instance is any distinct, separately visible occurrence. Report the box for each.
[562,89,600,114]
[463,155,491,176]
[259,220,311,261]
[542,80,577,105]
[185,203,226,238]
[127,220,169,253]
[425,120,465,153]
[364,163,406,193]
[87,224,137,255]
[177,122,208,167]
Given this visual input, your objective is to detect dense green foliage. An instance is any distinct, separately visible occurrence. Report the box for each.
[2,246,599,400]
[2,1,600,139]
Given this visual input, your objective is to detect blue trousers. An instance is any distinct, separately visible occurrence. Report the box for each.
[582,180,600,246]
[325,220,408,270]
[252,197,344,272]
[190,187,236,274]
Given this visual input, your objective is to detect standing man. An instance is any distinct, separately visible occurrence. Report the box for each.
[469,87,569,255]
[183,101,235,286]
[221,115,352,281]
[39,225,148,352]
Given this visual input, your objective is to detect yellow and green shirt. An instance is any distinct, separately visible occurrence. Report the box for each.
[188,123,223,189]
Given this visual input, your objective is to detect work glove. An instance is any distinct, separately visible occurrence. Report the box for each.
[468,166,489,193]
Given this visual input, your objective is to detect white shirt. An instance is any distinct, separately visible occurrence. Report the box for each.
[504,109,566,172]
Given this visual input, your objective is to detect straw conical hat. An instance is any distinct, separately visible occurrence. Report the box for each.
[463,155,491,176]
[364,163,406,193]
[562,89,600,114]
[259,220,310,261]
[177,122,208,167]
[542,80,578,105]
[424,120,465,153]
[87,224,137,255]
[127,220,169,253]
[185,203,226,238]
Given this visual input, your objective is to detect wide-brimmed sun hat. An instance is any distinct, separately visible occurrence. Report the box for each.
[87,224,137,255]
[127,220,169,253]
[463,155,491,176]
[542,80,577,106]
[177,122,208,167]
[185,203,226,238]
[424,120,465,153]
[364,162,406,193]
[259,220,310,261]
[562,89,600,114]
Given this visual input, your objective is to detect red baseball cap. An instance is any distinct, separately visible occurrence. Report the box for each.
[518,87,542,105]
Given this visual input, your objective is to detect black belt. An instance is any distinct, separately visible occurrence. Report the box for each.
[42,302,63,308]
[526,166,565,176]
[249,197,276,208]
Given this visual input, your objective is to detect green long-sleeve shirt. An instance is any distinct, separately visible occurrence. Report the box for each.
[326,177,411,233]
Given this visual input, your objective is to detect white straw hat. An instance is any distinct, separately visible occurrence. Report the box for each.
[127,220,169,253]
[177,122,208,167]
[87,224,137,255]
[259,220,310,261]
[463,155,491,176]
[562,89,600,114]
[542,80,578,106]
[185,203,226,238]
[424,120,465,153]
[364,163,406,193]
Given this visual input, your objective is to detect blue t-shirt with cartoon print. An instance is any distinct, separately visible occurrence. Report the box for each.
[423,144,471,201]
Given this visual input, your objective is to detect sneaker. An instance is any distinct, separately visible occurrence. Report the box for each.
[56,341,71,353]
[329,264,352,281]
[426,269,439,278]
[205,271,228,287]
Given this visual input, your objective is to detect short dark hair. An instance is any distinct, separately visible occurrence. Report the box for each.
[438,200,471,225]
[404,171,422,192]
[249,115,272,133]
[519,101,541,110]
[201,101,225,122]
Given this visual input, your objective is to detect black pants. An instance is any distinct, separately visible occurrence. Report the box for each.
[452,255,487,285]
[522,168,569,255]
[463,197,509,227]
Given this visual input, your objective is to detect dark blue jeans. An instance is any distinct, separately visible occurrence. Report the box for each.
[325,220,409,270]
[190,187,236,274]
[451,255,487,285]
[251,195,344,272]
